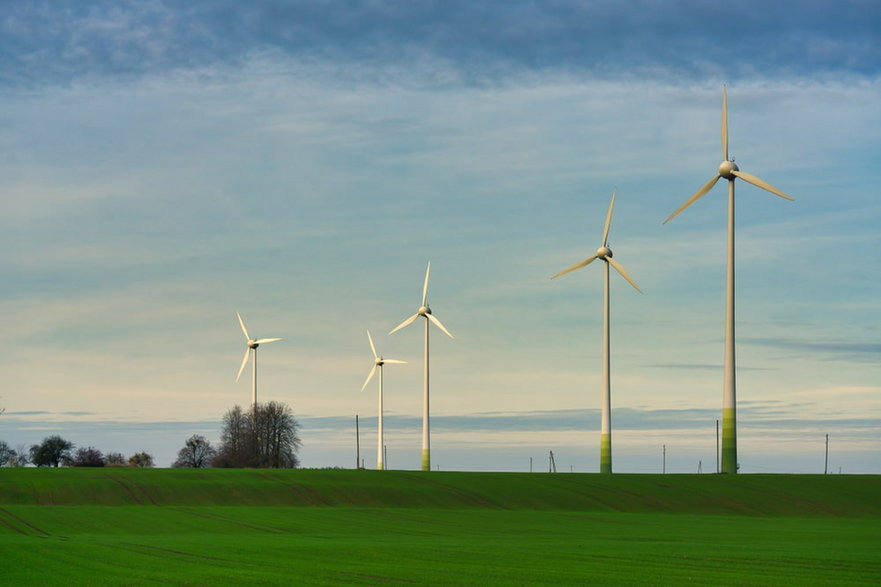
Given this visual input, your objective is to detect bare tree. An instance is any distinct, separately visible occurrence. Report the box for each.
[172,435,216,468]
[0,440,14,467]
[214,402,301,468]
[105,452,127,466]
[72,446,105,467]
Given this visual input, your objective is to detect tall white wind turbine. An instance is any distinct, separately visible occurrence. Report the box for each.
[389,262,454,472]
[664,86,794,474]
[361,330,406,470]
[552,190,642,474]
[235,312,282,409]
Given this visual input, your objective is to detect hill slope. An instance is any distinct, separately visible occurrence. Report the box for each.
[1,468,878,515]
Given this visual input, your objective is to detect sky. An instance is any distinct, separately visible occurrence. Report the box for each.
[1,0,879,473]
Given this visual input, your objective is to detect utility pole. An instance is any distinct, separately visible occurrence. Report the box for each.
[529,457,533,473]
[824,434,829,475]
[355,414,361,469]
[662,444,666,474]
[384,445,388,471]
[549,451,557,473]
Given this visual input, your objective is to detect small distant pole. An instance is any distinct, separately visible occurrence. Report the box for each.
[698,460,703,474]
[529,457,533,473]
[662,444,666,474]
[355,414,361,469]
[549,451,556,473]
[384,445,388,471]
[824,434,829,475]
[715,419,720,474]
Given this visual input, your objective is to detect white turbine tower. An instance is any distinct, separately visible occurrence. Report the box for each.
[552,190,642,474]
[664,85,794,474]
[235,312,282,409]
[389,262,454,472]
[361,330,406,471]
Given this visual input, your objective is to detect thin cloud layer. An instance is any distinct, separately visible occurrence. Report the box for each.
[2,1,880,88]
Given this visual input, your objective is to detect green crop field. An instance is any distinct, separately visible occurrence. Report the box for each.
[1,469,879,585]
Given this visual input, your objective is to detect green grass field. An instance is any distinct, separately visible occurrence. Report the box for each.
[1,469,879,585]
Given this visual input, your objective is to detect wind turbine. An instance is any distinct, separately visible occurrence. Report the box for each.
[361,330,406,470]
[235,312,282,409]
[389,262,454,472]
[663,85,794,474]
[552,190,642,474]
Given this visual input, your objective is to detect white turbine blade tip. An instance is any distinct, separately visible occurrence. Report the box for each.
[428,313,454,339]
[389,313,419,335]
[609,258,643,294]
[255,337,282,344]
[384,359,407,364]
[422,261,431,306]
[663,174,721,224]
[732,170,794,201]
[367,330,378,358]
[602,190,616,246]
[552,255,597,279]
[236,312,250,340]
[235,348,250,382]
[360,365,377,392]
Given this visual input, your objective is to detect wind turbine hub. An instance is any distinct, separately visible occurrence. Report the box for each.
[596,246,612,260]
[248,340,259,349]
[375,357,384,366]
[719,159,739,179]
[418,305,431,316]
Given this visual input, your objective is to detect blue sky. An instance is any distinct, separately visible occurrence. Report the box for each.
[1,0,879,472]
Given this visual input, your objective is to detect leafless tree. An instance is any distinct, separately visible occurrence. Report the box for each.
[214,402,301,468]
[172,434,216,468]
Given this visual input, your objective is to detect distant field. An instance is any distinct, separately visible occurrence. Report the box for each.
[1,469,879,585]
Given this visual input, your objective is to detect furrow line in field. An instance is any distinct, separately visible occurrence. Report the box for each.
[0,507,50,536]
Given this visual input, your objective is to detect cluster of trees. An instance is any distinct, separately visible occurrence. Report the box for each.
[0,436,154,468]
[173,402,301,469]
[2,401,301,469]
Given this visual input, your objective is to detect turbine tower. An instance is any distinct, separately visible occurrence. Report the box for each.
[361,330,406,470]
[552,190,642,474]
[389,262,454,472]
[235,312,282,409]
[663,86,794,474]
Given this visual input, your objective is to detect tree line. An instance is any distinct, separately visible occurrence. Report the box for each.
[173,402,301,468]
[1,401,300,469]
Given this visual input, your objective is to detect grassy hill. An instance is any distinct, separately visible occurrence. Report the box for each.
[2,470,879,584]
[1,468,879,515]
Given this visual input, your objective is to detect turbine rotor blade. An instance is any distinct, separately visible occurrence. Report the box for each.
[602,190,616,246]
[235,347,250,382]
[608,257,643,294]
[236,312,250,340]
[663,174,721,224]
[383,359,407,364]
[722,85,729,162]
[551,255,598,279]
[427,313,454,339]
[255,337,282,344]
[367,330,378,359]
[389,313,419,335]
[731,170,794,201]
[360,365,377,392]
[421,261,431,307]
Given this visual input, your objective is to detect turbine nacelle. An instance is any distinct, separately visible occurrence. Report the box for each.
[718,159,739,179]
[418,305,431,317]
[247,340,260,349]
[596,245,612,260]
